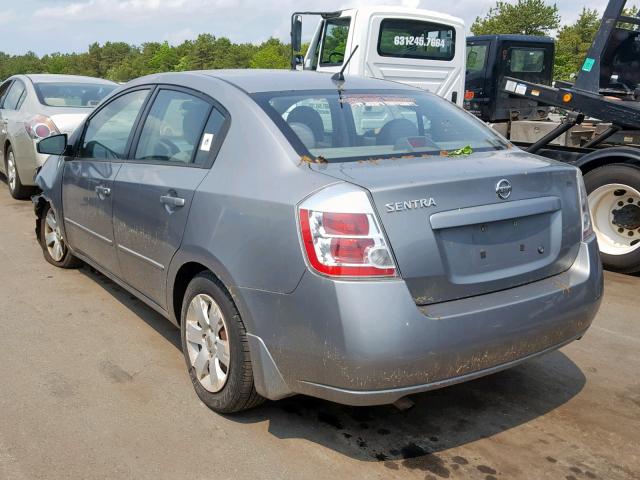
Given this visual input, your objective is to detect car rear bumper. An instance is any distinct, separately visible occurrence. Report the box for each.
[239,236,603,406]
[12,137,48,187]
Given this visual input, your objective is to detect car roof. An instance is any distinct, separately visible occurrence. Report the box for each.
[22,74,117,85]
[138,70,415,94]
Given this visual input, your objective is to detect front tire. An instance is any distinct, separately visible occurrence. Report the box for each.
[584,163,640,274]
[39,204,82,269]
[180,272,264,413]
[5,145,32,200]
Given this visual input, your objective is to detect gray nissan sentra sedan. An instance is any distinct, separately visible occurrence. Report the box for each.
[33,70,603,413]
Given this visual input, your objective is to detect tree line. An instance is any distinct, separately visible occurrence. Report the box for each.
[0,0,637,83]
[0,36,292,82]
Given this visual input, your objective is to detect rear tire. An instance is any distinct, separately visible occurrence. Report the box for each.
[39,203,82,269]
[180,272,264,413]
[5,145,32,200]
[584,163,640,274]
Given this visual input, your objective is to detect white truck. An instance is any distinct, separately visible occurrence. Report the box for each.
[290,7,466,107]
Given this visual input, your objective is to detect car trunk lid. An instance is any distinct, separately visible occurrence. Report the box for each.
[311,150,582,305]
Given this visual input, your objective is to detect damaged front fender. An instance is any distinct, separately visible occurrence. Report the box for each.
[32,155,67,242]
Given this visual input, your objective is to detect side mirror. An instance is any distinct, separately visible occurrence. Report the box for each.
[37,134,68,156]
[291,15,302,53]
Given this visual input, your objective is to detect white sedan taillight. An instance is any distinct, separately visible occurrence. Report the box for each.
[24,115,59,140]
[298,183,397,278]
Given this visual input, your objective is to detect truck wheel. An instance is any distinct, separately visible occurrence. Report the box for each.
[584,164,640,274]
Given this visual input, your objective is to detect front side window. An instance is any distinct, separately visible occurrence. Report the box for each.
[320,17,351,66]
[510,48,545,73]
[134,89,213,164]
[378,19,456,61]
[80,89,149,160]
[3,81,26,110]
[466,44,489,73]
[34,82,117,108]
[256,89,508,162]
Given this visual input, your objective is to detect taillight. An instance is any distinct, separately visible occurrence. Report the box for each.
[577,170,594,241]
[25,115,59,140]
[298,184,397,278]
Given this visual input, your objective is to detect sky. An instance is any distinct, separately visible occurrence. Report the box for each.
[0,0,622,56]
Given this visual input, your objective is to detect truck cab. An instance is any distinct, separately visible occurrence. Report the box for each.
[292,7,466,106]
[465,35,555,122]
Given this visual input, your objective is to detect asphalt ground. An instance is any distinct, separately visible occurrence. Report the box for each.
[0,182,638,480]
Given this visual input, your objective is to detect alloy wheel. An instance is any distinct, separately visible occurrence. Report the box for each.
[44,209,65,262]
[185,294,231,393]
[7,151,16,192]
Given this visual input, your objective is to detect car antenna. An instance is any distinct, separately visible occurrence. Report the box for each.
[332,45,359,82]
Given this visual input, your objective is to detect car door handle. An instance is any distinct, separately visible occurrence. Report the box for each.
[95,186,111,197]
[160,195,185,207]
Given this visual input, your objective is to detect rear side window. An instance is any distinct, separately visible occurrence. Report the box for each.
[320,17,351,66]
[81,89,149,160]
[134,89,213,164]
[510,48,545,73]
[34,82,116,107]
[378,19,455,61]
[466,44,489,73]
[3,81,26,110]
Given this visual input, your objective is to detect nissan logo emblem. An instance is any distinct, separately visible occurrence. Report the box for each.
[496,179,512,200]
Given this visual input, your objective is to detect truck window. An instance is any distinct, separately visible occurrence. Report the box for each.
[378,19,455,61]
[320,17,351,66]
[466,44,488,72]
[510,48,545,73]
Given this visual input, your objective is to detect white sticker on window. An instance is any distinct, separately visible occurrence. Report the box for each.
[515,83,527,95]
[200,133,214,152]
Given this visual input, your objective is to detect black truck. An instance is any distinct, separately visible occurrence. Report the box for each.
[464,0,640,274]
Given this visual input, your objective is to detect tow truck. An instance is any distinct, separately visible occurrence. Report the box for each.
[467,0,640,273]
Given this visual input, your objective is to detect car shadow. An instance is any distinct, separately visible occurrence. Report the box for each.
[79,265,181,350]
[79,263,586,475]
[230,352,585,472]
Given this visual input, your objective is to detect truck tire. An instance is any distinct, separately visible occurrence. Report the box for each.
[584,163,640,274]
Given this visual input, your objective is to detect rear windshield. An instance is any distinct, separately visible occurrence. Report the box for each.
[34,82,117,108]
[378,19,456,61]
[254,89,509,162]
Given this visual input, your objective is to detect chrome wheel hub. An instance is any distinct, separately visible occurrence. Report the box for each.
[588,183,640,256]
[7,152,16,191]
[44,209,65,262]
[185,294,230,393]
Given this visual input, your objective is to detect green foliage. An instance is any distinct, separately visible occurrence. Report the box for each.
[249,38,290,69]
[554,8,601,80]
[0,35,293,82]
[471,0,561,36]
